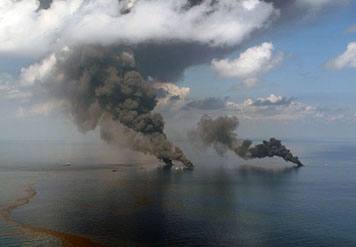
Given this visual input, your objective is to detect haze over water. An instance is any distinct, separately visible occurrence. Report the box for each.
[1,1,356,246]
[1,139,356,247]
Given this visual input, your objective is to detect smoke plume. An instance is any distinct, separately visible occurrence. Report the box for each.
[43,45,193,168]
[189,115,303,167]
[10,0,341,168]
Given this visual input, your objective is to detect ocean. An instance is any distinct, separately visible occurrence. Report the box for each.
[1,139,356,247]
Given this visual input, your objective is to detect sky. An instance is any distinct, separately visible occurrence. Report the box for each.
[0,0,356,143]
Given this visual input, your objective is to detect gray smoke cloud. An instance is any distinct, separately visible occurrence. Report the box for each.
[44,45,193,168]
[15,0,343,169]
[38,0,53,10]
[133,42,234,82]
[189,115,304,167]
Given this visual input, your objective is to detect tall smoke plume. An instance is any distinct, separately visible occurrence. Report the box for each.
[189,115,304,167]
[6,0,340,168]
[43,45,193,167]
[16,0,279,168]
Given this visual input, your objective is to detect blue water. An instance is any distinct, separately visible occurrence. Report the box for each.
[1,139,356,246]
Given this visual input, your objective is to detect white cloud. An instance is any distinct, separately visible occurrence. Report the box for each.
[154,82,190,115]
[211,42,283,88]
[177,93,347,122]
[225,94,347,121]
[20,53,57,87]
[0,0,278,57]
[251,94,293,106]
[242,0,259,10]
[0,50,61,102]
[326,42,356,70]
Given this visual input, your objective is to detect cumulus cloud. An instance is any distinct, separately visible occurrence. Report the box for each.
[211,42,284,88]
[148,90,349,123]
[165,93,346,122]
[153,82,190,115]
[326,42,356,70]
[226,94,346,121]
[20,53,57,87]
[176,93,348,122]
[251,94,294,106]
[0,0,278,57]
[12,46,350,124]
[2,0,352,137]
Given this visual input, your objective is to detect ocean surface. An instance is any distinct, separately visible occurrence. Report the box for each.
[1,139,356,247]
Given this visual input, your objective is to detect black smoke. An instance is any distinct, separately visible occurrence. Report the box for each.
[45,45,193,167]
[248,138,303,167]
[38,0,52,10]
[189,115,304,167]
[30,0,333,169]
[35,0,342,84]
[133,42,234,82]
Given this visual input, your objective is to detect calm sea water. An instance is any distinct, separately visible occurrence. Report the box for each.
[1,139,356,246]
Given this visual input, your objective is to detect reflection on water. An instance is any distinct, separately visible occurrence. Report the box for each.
[1,140,356,246]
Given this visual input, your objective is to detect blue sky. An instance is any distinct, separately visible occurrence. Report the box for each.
[182,3,356,101]
[175,1,356,139]
[0,0,356,142]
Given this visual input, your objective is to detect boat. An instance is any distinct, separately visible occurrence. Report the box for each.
[65,162,71,166]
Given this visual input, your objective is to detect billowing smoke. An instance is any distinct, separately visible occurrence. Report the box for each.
[248,138,303,167]
[15,0,279,169]
[189,115,304,167]
[7,0,340,169]
[42,45,193,167]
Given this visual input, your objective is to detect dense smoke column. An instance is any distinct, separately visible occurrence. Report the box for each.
[248,138,303,167]
[189,115,303,167]
[48,45,193,168]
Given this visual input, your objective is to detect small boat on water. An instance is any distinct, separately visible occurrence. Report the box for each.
[112,169,118,172]
[65,162,71,166]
